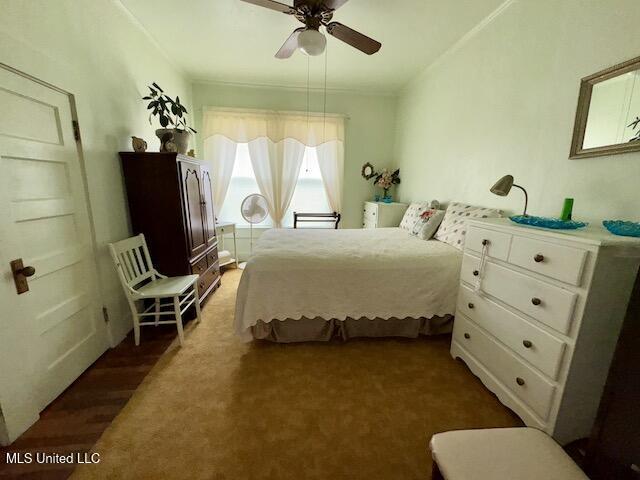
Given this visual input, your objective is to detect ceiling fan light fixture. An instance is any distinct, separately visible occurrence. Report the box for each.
[298,28,326,56]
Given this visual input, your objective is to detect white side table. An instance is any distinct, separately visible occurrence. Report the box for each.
[215,221,239,268]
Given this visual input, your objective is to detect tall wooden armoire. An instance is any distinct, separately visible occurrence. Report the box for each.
[119,152,221,304]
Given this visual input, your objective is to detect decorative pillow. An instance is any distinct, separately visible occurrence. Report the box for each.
[399,200,440,230]
[434,202,503,249]
[410,209,446,240]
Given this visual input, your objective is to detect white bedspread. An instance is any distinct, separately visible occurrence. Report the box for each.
[235,228,462,340]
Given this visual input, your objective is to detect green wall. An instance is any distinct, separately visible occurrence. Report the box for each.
[0,0,193,345]
[192,81,398,229]
[395,0,640,222]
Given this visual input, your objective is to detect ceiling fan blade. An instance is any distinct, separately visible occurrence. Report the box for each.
[322,0,349,10]
[275,28,304,59]
[325,22,381,55]
[240,0,295,14]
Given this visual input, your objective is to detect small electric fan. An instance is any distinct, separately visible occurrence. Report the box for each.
[239,193,269,268]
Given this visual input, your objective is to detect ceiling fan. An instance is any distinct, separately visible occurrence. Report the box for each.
[240,0,382,58]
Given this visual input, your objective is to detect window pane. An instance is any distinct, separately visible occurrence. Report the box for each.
[283,147,332,228]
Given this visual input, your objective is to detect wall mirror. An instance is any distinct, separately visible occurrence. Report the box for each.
[570,55,640,159]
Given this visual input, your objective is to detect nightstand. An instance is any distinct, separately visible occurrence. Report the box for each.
[215,221,239,268]
[362,201,408,228]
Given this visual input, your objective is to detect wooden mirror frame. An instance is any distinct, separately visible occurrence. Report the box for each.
[570,55,640,159]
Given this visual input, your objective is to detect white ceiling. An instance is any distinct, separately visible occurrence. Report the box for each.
[120,0,505,93]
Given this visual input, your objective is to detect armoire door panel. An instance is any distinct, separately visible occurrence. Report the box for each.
[200,166,217,247]
[179,161,207,259]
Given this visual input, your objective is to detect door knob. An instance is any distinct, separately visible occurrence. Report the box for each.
[10,259,36,294]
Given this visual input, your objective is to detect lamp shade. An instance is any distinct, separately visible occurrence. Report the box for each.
[490,175,514,196]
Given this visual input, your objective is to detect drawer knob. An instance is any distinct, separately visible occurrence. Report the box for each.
[531,297,542,306]
[468,302,475,309]
[534,254,545,263]
[522,340,533,349]
[516,377,526,386]
[472,270,479,277]
[464,333,471,339]
[481,239,490,246]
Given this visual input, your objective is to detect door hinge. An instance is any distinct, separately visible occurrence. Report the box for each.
[72,120,81,142]
[102,306,110,323]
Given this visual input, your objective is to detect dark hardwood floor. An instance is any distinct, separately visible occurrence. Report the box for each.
[0,325,177,479]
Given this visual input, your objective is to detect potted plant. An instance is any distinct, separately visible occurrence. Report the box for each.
[143,82,196,154]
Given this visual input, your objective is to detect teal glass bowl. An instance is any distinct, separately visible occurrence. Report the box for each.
[509,215,588,230]
[603,220,640,237]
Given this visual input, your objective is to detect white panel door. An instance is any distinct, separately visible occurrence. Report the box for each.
[0,66,109,443]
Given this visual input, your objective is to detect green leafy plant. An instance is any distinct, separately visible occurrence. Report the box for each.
[628,116,640,142]
[143,82,196,133]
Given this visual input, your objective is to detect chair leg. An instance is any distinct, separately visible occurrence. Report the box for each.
[154,298,160,326]
[194,284,202,324]
[129,300,141,346]
[174,295,184,346]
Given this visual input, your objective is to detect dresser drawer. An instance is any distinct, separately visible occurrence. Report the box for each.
[453,315,556,420]
[363,218,377,229]
[461,254,577,335]
[190,256,208,275]
[466,226,512,261]
[457,285,566,379]
[363,203,378,216]
[508,236,588,286]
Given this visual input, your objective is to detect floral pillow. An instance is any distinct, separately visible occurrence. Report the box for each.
[399,200,440,230]
[434,202,503,249]
[410,209,446,240]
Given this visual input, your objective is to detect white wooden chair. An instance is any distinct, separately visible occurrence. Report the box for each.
[108,234,201,346]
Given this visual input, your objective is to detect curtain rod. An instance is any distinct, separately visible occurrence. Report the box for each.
[201,106,350,120]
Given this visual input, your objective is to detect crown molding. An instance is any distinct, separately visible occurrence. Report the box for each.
[189,77,400,98]
[400,0,515,94]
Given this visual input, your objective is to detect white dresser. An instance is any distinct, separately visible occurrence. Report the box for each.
[451,218,640,444]
[362,201,408,228]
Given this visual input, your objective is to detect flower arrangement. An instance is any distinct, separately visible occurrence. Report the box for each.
[360,162,401,199]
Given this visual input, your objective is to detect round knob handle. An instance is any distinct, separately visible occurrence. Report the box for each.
[522,340,533,349]
[531,297,542,306]
[464,333,471,339]
[468,302,475,309]
[516,377,525,386]
[473,270,479,277]
[20,266,36,277]
[481,239,490,246]
[534,254,544,263]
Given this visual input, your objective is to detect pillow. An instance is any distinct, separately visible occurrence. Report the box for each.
[399,200,440,230]
[434,202,503,249]
[410,209,446,240]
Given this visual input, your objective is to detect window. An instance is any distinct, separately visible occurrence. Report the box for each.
[217,144,331,228]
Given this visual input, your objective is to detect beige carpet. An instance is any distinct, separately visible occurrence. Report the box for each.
[72,269,521,480]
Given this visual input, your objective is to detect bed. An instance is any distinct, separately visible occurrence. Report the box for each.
[234,227,462,342]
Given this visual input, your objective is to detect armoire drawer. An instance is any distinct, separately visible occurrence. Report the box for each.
[453,315,557,420]
[190,256,208,275]
[198,262,220,296]
[461,254,578,335]
[466,226,512,261]
[206,248,218,267]
[508,236,588,286]
[457,285,566,379]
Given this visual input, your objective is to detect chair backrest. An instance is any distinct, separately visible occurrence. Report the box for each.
[108,234,155,294]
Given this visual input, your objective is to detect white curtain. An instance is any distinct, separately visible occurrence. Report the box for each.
[247,138,305,228]
[201,107,346,226]
[316,140,344,214]
[203,134,238,214]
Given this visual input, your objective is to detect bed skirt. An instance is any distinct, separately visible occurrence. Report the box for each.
[250,315,454,343]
